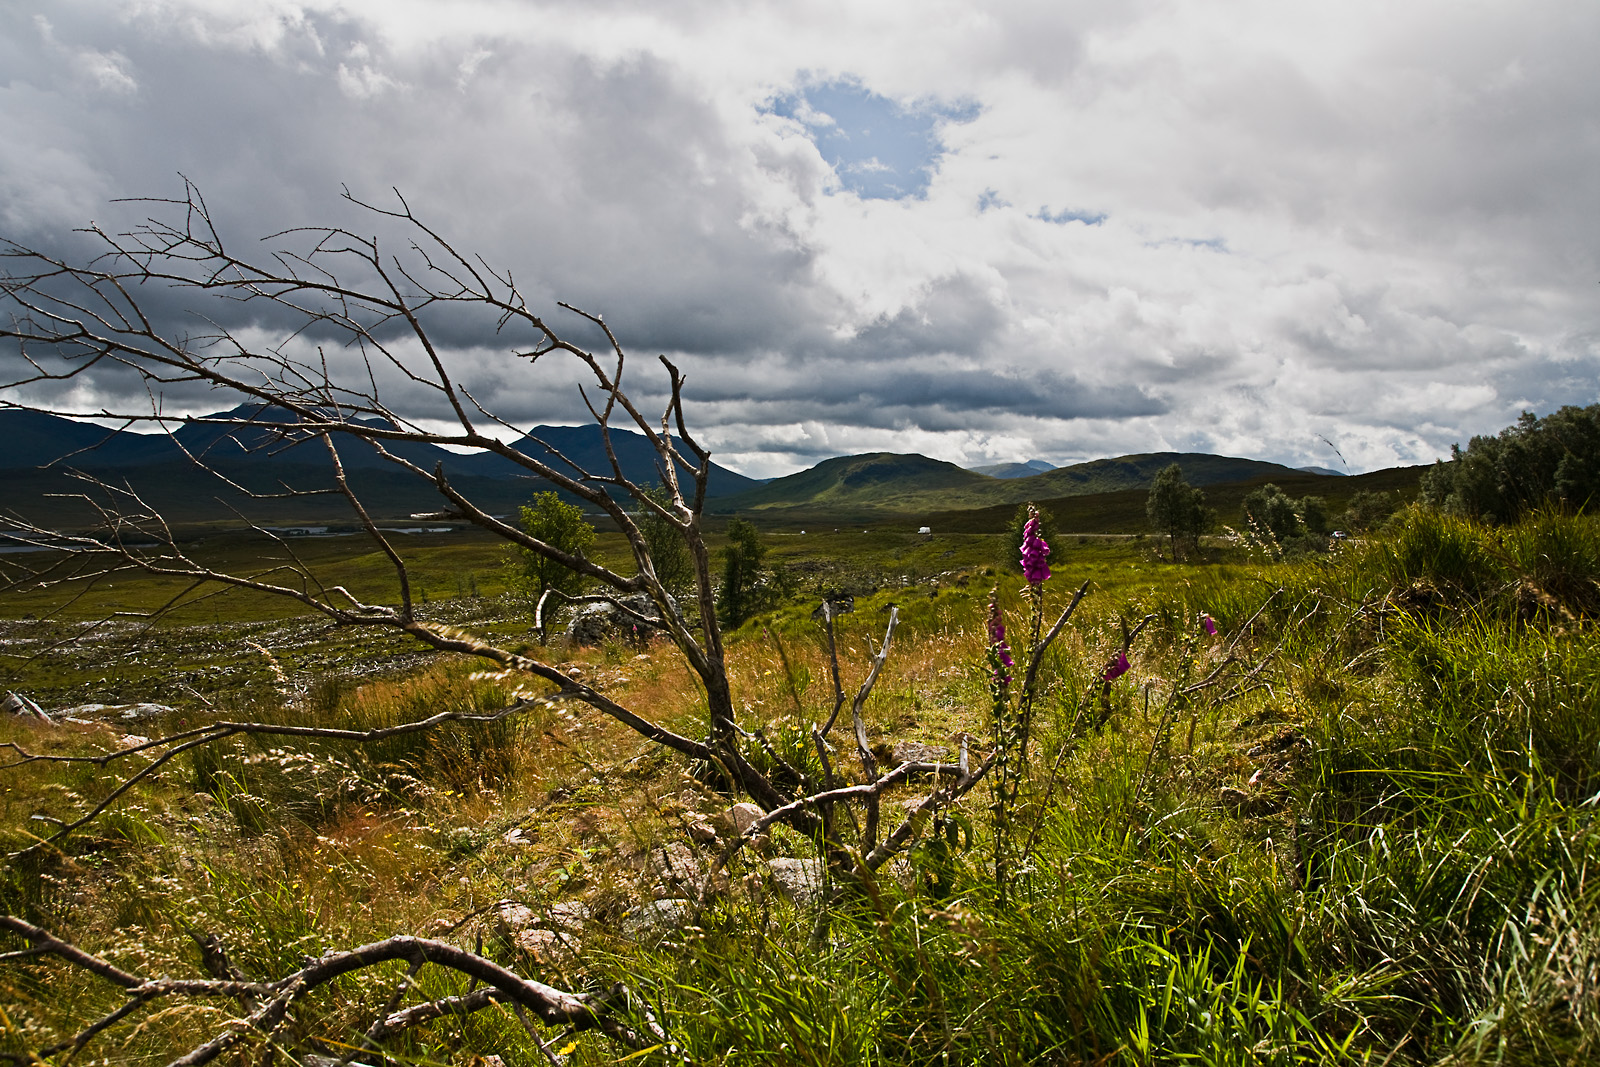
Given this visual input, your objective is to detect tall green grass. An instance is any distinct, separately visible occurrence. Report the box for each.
[610,509,1600,1065]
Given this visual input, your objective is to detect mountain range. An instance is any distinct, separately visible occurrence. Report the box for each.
[0,407,758,527]
[1,407,1417,532]
[703,450,1324,517]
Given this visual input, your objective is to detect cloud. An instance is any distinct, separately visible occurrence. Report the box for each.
[0,0,1596,481]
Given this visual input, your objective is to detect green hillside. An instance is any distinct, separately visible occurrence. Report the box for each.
[712,449,1319,518]
[926,464,1429,534]
[709,453,994,512]
[1015,451,1305,498]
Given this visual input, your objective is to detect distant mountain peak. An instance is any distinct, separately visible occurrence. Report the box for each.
[970,459,1057,479]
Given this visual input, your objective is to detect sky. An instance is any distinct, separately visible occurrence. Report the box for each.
[2,0,1598,478]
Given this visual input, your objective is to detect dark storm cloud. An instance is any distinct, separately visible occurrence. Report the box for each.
[0,5,833,352]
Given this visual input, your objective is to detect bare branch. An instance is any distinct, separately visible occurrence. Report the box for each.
[0,916,143,988]
[1021,580,1091,693]
[0,917,651,1065]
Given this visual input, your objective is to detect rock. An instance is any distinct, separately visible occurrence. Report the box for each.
[645,843,702,889]
[891,741,952,765]
[119,734,152,748]
[502,826,533,845]
[767,857,825,906]
[898,795,935,832]
[512,928,570,961]
[649,844,700,883]
[882,855,918,891]
[622,898,691,941]
[57,702,176,722]
[546,901,590,932]
[687,820,718,846]
[728,802,764,835]
[566,593,678,646]
[2,691,49,723]
[119,703,175,720]
[494,900,585,960]
[492,901,536,940]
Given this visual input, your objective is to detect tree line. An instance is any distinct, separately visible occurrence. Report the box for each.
[1421,404,1600,523]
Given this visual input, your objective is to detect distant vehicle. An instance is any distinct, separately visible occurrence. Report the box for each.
[917,526,931,535]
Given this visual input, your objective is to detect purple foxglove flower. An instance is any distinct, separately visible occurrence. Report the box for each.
[1202,614,1217,636]
[1020,506,1051,585]
[1102,651,1130,682]
[987,593,1014,684]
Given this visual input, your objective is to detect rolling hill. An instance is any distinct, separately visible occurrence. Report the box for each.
[709,450,1316,518]
[709,453,994,513]
[0,408,760,528]
[924,464,1428,534]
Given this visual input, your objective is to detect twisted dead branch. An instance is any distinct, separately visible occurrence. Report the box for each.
[0,915,653,1065]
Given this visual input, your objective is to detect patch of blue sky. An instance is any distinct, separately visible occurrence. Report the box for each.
[1147,235,1229,252]
[1035,205,1107,226]
[769,79,979,201]
[977,188,1010,212]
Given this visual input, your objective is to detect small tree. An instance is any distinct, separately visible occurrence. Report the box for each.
[512,491,596,642]
[638,484,696,595]
[1339,489,1398,533]
[1241,483,1304,543]
[1240,483,1339,557]
[718,517,770,628]
[1300,495,1329,535]
[1145,464,1213,560]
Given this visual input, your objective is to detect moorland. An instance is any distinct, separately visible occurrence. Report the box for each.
[7,494,1600,1065]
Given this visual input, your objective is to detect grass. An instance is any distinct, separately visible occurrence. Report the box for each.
[4,510,1600,1064]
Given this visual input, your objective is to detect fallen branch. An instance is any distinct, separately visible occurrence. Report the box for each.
[0,916,652,1065]
[695,742,993,906]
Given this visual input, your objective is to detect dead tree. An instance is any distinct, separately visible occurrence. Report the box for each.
[0,184,1092,1059]
[0,182,787,795]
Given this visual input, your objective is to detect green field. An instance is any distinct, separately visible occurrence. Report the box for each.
[5,508,1600,1064]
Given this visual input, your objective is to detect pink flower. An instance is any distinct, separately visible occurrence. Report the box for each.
[1202,614,1217,636]
[1020,506,1051,585]
[987,593,1014,685]
[1102,651,1130,682]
